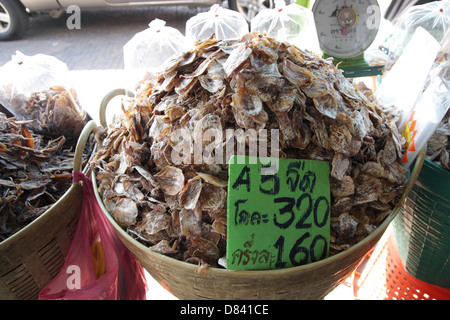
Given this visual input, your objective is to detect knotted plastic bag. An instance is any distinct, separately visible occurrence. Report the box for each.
[38,171,147,300]
[123,19,188,89]
[186,4,249,42]
[385,0,450,71]
[124,18,188,71]
[250,0,320,53]
[0,52,86,143]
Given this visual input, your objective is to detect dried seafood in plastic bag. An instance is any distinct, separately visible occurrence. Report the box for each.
[92,33,407,269]
[0,53,87,146]
[0,112,92,242]
[24,86,86,146]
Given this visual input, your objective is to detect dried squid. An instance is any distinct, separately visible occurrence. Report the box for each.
[91,33,407,270]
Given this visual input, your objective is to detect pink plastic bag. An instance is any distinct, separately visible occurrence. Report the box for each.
[39,171,147,300]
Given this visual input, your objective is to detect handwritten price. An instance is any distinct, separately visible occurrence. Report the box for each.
[227,157,330,270]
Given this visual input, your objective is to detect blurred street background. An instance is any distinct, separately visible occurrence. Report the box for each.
[0,5,208,69]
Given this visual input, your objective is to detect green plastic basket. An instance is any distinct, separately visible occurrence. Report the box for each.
[393,159,450,288]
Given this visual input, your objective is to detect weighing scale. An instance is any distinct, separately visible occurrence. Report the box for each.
[311,0,383,78]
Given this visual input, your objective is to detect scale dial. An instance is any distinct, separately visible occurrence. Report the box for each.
[312,0,380,59]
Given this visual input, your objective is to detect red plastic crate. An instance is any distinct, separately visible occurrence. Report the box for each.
[352,229,450,300]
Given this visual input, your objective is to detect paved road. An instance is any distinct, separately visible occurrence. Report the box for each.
[0,5,210,70]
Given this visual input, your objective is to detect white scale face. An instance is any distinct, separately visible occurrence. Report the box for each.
[312,0,380,59]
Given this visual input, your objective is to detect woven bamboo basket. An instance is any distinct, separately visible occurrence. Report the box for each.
[92,91,426,300]
[0,120,97,300]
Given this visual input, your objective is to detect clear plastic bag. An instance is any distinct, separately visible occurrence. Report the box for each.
[385,0,450,71]
[0,51,86,143]
[186,4,249,42]
[376,27,441,130]
[123,19,188,89]
[401,31,450,167]
[123,19,188,72]
[250,0,320,53]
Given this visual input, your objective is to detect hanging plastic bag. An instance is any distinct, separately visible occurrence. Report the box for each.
[0,51,86,144]
[39,169,148,300]
[250,0,320,53]
[186,4,249,42]
[385,0,450,71]
[401,32,450,168]
[375,27,441,130]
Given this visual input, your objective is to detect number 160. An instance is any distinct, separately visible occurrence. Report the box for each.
[273,233,328,268]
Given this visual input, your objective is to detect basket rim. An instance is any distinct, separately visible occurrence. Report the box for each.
[424,158,450,179]
[91,145,425,277]
[92,170,400,277]
[0,182,81,249]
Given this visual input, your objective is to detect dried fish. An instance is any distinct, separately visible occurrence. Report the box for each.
[0,111,92,242]
[92,33,407,268]
[22,86,87,146]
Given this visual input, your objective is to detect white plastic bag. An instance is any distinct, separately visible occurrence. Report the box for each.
[0,51,86,142]
[375,27,441,130]
[186,5,249,42]
[123,19,188,78]
[0,51,69,106]
[401,32,450,167]
[385,0,450,71]
[250,0,320,53]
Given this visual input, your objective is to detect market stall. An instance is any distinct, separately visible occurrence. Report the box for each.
[0,0,448,301]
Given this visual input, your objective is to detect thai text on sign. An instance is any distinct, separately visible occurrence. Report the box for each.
[226,156,331,270]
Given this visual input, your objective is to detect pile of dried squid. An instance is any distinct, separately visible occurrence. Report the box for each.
[91,33,408,270]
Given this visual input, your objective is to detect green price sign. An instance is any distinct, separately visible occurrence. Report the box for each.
[226,156,331,270]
